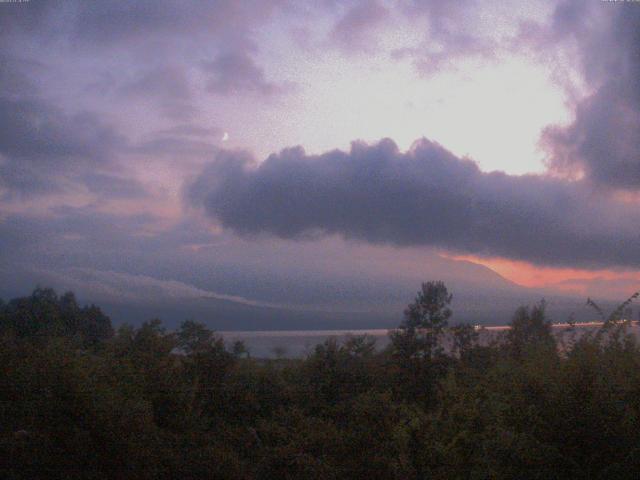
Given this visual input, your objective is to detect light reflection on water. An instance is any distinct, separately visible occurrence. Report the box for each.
[220,322,640,358]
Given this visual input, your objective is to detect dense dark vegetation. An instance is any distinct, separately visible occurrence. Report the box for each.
[2,283,640,479]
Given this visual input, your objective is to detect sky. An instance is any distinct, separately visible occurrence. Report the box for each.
[1,0,639,329]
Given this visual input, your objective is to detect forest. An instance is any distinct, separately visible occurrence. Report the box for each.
[2,282,640,479]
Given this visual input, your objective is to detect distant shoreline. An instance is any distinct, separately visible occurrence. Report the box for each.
[219,320,640,336]
[219,321,640,358]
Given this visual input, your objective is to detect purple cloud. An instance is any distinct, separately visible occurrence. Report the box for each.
[542,1,640,190]
[204,51,290,96]
[330,0,389,53]
[188,138,640,269]
[0,96,125,197]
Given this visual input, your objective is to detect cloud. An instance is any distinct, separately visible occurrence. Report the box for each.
[204,51,290,96]
[154,124,221,138]
[71,1,283,47]
[130,136,219,160]
[0,0,60,39]
[46,267,289,309]
[1,0,288,103]
[391,0,497,74]
[187,138,640,269]
[121,66,192,108]
[0,54,43,96]
[80,173,151,199]
[0,95,125,196]
[0,56,159,201]
[0,203,552,328]
[541,1,640,190]
[329,0,389,53]
[0,1,281,47]
[0,208,159,255]
[127,124,222,162]
[119,66,197,120]
[0,49,127,199]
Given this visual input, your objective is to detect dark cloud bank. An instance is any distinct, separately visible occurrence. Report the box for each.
[188,138,640,270]
[0,95,124,196]
[542,1,640,189]
[187,0,640,272]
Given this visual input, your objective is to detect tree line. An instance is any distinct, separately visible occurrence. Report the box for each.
[1,283,640,479]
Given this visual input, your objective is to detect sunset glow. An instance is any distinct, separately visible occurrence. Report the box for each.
[444,253,640,298]
[1,0,640,327]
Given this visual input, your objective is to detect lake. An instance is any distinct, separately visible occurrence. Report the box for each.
[220,321,640,358]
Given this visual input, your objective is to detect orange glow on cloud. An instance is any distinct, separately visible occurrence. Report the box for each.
[445,253,640,294]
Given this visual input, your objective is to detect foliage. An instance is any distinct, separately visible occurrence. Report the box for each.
[0,287,113,346]
[1,285,640,478]
[389,281,454,404]
[506,300,556,359]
